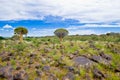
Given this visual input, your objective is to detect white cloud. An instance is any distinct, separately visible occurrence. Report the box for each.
[69,29,96,35]
[3,24,13,29]
[0,0,120,23]
[6,30,9,31]
[66,24,120,30]
[0,29,4,31]
[32,28,37,30]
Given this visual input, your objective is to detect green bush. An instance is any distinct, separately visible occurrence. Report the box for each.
[14,43,27,52]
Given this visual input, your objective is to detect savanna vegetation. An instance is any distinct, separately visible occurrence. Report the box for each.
[0,27,120,80]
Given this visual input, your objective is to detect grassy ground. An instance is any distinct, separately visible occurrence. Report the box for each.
[0,35,120,80]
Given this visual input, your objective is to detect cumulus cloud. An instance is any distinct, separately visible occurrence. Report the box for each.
[0,0,120,24]
[3,24,13,29]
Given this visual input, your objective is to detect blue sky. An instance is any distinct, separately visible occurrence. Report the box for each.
[0,0,120,37]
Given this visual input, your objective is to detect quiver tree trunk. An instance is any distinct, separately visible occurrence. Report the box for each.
[60,37,63,42]
[20,33,23,42]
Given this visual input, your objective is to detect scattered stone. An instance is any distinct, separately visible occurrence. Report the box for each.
[93,68,106,79]
[35,77,41,80]
[42,66,50,72]
[62,72,75,80]
[0,65,3,68]
[13,70,29,80]
[56,60,66,67]
[63,66,75,73]
[16,66,21,70]
[41,57,47,64]
[59,44,65,49]
[0,52,12,61]
[48,73,58,80]
[2,56,11,61]
[68,54,74,59]
[73,50,79,55]
[44,48,51,53]
[29,58,34,64]
[68,66,75,73]
[0,52,8,57]
[112,48,120,54]
[84,65,91,73]
[70,41,74,46]
[75,70,80,75]
[84,73,91,80]
[44,42,49,45]
[89,43,96,49]
[0,66,13,80]
[35,65,41,69]
[115,65,120,72]
[29,53,37,58]
[36,70,42,77]
[80,46,84,49]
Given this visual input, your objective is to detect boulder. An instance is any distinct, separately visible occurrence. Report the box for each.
[90,55,103,63]
[99,52,112,61]
[90,55,111,65]
[73,56,93,67]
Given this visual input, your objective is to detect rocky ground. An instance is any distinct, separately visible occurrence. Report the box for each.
[0,39,120,80]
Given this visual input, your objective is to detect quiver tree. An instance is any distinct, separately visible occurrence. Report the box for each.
[54,28,69,42]
[14,27,28,42]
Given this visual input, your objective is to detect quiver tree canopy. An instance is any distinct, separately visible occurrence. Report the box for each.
[54,28,69,41]
[14,27,28,35]
[14,27,28,42]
